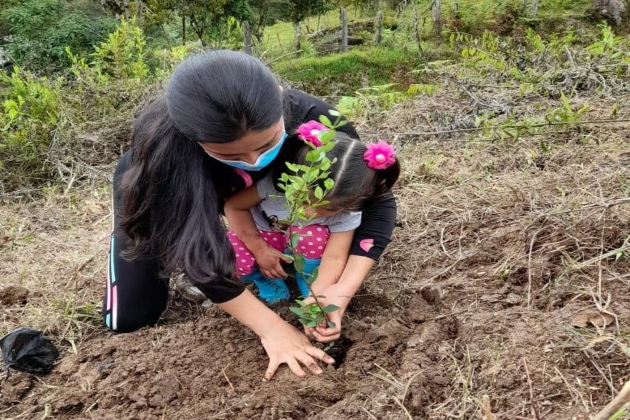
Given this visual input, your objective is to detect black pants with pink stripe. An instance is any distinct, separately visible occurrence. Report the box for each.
[104,152,169,333]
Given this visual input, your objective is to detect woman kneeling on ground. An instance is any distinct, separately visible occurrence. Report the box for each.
[104,50,398,381]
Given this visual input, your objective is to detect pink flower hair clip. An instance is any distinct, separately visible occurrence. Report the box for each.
[364,140,396,170]
[296,120,328,147]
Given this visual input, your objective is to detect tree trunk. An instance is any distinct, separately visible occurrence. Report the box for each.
[123,0,130,19]
[243,21,252,55]
[413,3,423,56]
[375,10,383,45]
[432,0,442,38]
[341,8,348,52]
[182,15,186,45]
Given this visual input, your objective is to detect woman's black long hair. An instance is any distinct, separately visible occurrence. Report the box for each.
[120,50,285,285]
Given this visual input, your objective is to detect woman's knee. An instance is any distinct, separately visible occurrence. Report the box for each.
[103,276,169,333]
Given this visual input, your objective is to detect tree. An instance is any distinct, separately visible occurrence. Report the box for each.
[287,0,330,24]
[248,0,283,43]
[100,0,131,19]
[0,0,116,74]
[142,0,251,46]
[286,0,330,53]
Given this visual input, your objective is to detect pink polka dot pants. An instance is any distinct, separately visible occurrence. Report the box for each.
[228,225,331,278]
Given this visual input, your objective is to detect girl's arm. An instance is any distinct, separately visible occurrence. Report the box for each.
[304,254,375,342]
[225,186,290,279]
[310,230,354,293]
[224,186,268,255]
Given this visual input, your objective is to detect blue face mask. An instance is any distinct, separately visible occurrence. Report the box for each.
[206,132,287,171]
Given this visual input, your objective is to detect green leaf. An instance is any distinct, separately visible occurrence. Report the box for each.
[304,171,316,183]
[312,199,330,207]
[289,307,305,316]
[306,321,318,328]
[319,115,333,128]
[294,253,305,272]
[327,321,337,328]
[328,110,340,117]
[320,130,336,144]
[308,267,319,284]
[539,140,550,153]
[290,234,300,249]
[314,186,324,200]
[324,178,334,190]
[306,149,321,163]
[323,304,339,313]
[308,304,321,314]
[285,162,299,172]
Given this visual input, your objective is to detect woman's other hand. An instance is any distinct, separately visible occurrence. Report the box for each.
[218,289,334,381]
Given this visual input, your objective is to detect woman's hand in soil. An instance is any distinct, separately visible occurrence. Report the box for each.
[260,321,335,381]
[254,247,290,279]
[217,290,334,381]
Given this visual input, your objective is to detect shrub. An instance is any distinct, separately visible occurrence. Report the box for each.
[0,0,116,74]
[0,17,164,197]
[0,70,60,194]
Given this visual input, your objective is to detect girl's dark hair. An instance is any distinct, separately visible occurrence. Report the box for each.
[120,50,285,285]
[291,133,400,211]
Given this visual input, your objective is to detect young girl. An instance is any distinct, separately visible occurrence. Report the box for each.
[225,122,400,303]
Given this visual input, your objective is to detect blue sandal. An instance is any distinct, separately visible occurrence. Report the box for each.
[294,258,321,298]
[240,268,289,304]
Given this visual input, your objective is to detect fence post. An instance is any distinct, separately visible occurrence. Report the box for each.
[341,8,348,52]
[243,21,252,55]
[375,10,383,45]
[531,0,539,18]
[295,21,302,55]
[432,0,442,38]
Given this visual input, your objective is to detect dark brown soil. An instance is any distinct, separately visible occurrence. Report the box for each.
[0,286,29,306]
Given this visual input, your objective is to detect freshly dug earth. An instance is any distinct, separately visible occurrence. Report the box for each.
[2,91,630,419]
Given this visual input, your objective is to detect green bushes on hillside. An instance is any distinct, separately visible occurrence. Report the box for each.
[0,0,116,74]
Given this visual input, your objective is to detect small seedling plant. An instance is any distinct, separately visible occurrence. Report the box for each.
[276,112,346,337]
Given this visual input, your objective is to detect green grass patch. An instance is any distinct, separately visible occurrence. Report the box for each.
[273,46,424,96]
[259,9,364,60]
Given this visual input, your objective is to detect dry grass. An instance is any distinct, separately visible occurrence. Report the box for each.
[354,85,630,417]
[0,186,111,339]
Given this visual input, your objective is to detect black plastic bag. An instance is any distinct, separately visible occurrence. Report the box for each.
[0,327,59,374]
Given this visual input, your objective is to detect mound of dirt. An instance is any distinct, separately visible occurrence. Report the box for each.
[0,285,28,306]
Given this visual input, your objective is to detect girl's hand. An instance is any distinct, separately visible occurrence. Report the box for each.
[254,247,291,279]
[260,320,335,380]
[302,283,352,343]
